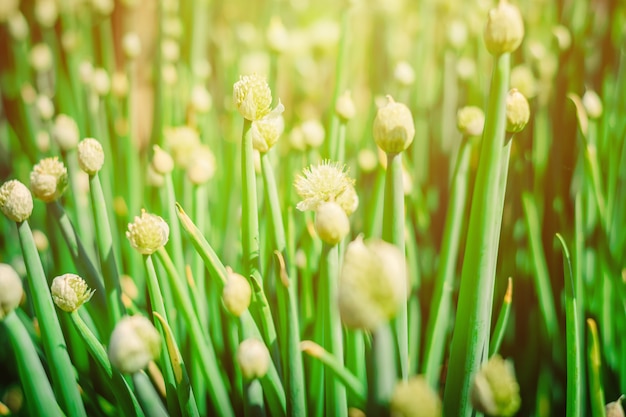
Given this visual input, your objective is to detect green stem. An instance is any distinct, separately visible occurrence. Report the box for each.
[241,118,261,279]
[3,311,63,417]
[586,318,606,417]
[489,277,513,357]
[442,52,511,417]
[133,371,169,417]
[17,220,87,417]
[383,152,407,381]
[367,323,396,417]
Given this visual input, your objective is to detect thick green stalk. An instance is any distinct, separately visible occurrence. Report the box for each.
[244,380,266,417]
[3,312,64,417]
[383,152,407,380]
[422,135,472,388]
[133,371,169,417]
[587,319,606,417]
[442,52,511,417]
[489,277,513,357]
[17,220,87,417]
[367,323,396,416]
[89,173,124,327]
[241,118,261,279]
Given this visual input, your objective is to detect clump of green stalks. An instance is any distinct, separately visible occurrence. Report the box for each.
[1,0,626,416]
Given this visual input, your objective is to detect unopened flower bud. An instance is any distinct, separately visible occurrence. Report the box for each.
[126,210,169,255]
[30,157,68,202]
[510,65,537,99]
[187,145,216,185]
[373,96,415,154]
[357,149,378,173]
[483,1,524,55]
[108,315,161,374]
[165,126,201,169]
[29,43,53,73]
[77,138,105,175]
[0,180,33,222]
[151,145,174,175]
[606,396,625,417]
[51,273,94,312]
[251,102,285,153]
[301,119,325,148]
[32,229,49,251]
[505,89,530,133]
[335,91,356,121]
[52,114,79,151]
[123,33,141,59]
[222,269,252,317]
[267,16,289,53]
[315,201,350,245]
[8,12,29,41]
[233,74,272,121]
[34,0,58,28]
[0,0,19,23]
[470,355,521,417]
[582,90,603,119]
[390,376,442,417]
[162,38,180,63]
[36,95,55,121]
[457,106,485,137]
[92,68,110,96]
[189,85,212,113]
[111,72,129,98]
[78,61,93,85]
[146,164,165,187]
[237,338,270,380]
[447,19,468,50]
[338,236,407,330]
[162,64,178,86]
[552,25,571,51]
[394,61,416,87]
[0,263,23,319]
[91,0,114,16]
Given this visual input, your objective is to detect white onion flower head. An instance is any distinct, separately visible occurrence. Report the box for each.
[36,95,55,121]
[314,201,350,245]
[30,157,68,203]
[251,101,285,153]
[151,145,174,175]
[267,16,289,53]
[470,355,521,417]
[582,89,603,119]
[79,61,94,85]
[51,273,95,312]
[237,338,270,380]
[510,65,537,99]
[77,138,105,175]
[92,68,110,96]
[111,72,129,98]
[0,180,33,222]
[338,236,407,330]
[0,263,23,319]
[294,160,358,216]
[390,376,442,417]
[91,0,115,16]
[187,145,216,185]
[165,126,201,169]
[301,119,325,148]
[483,1,524,55]
[335,90,356,122]
[190,85,213,114]
[8,12,29,41]
[52,114,79,151]
[161,38,180,63]
[222,269,252,317]
[0,0,19,23]
[233,74,272,121]
[394,61,416,87]
[29,43,53,73]
[122,32,141,59]
[505,89,530,133]
[373,96,415,154]
[108,315,161,374]
[126,210,169,255]
[457,106,485,137]
[34,0,58,28]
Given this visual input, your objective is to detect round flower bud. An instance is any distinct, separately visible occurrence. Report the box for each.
[582,89,603,119]
[34,0,58,28]
[301,119,325,148]
[456,57,476,81]
[111,72,129,98]
[126,210,169,255]
[162,64,178,86]
[32,229,49,251]
[0,180,32,222]
[108,315,161,374]
[36,95,55,121]
[470,355,521,417]
[165,126,201,169]
[393,61,416,87]
[8,12,29,41]
[52,114,79,151]
[267,16,289,53]
[0,263,23,319]
[146,164,165,188]
[447,19,468,50]
[187,145,216,185]
[338,236,407,330]
[91,0,114,16]
[123,32,141,59]
[92,68,110,96]
[357,149,378,173]
[510,65,537,99]
[390,376,442,417]
[251,102,285,153]
[77,138,105,175]
[483,1,524,55]
[78,61,93,85]
[29,43,53,73]
[30,157,68,203]
[162,38,180,63]
[163,17,183,39]
[373,96,415,154]
[457,106,485,137]
[193,59,212,81]
[222,269,252,317]
[294,161,359,216]
[237,338,270,380]
[151,145,174,175]
[189,85,212,114]
[552,25,572,51]
[233,74,272,121]
[606,396,625,417]
[314,201,350,245]
[61,30,79,53]
[0,0,19,23]
[51,273,95,312]
[335,91,356,122]
[505,89,530,133]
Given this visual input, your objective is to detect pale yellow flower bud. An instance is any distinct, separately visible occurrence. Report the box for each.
[146,165,165,188]
[456,57,476,81]
[161,38,180,63]
[393,61,416,87]
[0,0,19,23]
[51,273,95,312]
[0,263,23,319]
[52,114,79,151]
[91,0,114,16]
[36,95,55,121]
[34,0,58,28]
[61,30,79,54]
[164,126,200,169]
[357,149,378,173]
[505,89,530,133]
[237,338,270,380]
[193,59,212,81]
[126,210,169,255]
[335,91,356,122]
[390,376,442,417]
[78,61,93,85]
[77,138,105,175]
[373,96,415,154]
[36,131,51,153]
[267,16,289,53]
[457,106,485,137]
[582,89,603,119]
[606,396,625,417]
[552,25,571,51]
[338,236,407,330]
[108,315,161,374]
[315,201,350,245]
[30,157,68,203]
[222,269,252,317]
[251,102,285,153]
[7,12,29,41]
[151,145,174,175]
[29,43,53,73]
[301,119,325,148]
[32,229,49,251]
[187,145,216,185]
[233,74,272,121]
[294,161,359,216]
[162,64,178,86]
[447,19,468,50]
[470,355,521,417]
[0,180,33,222]
[111,72,129,98]
[483,1,524,55]
[510,65,537,99]
[123,33,141,59]
[163,17,183,39]
[92,68,110,96]
[189,85,212,114]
